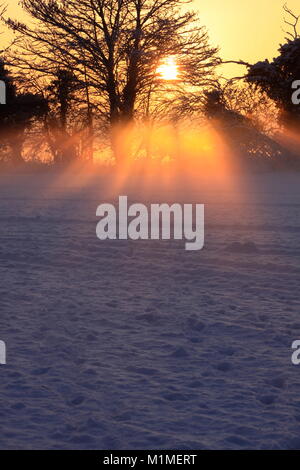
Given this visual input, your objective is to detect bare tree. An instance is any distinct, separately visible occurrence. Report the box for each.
[283,3,299,41]
[2,0,219,163]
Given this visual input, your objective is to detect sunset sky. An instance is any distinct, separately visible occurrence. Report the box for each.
[3,0,300,76]
[195,0,300,76]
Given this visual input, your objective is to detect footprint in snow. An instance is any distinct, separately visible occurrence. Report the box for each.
[215,361,232,372]
[258,394,276,405]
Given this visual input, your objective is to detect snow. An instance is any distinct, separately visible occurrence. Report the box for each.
[0,170,300,450]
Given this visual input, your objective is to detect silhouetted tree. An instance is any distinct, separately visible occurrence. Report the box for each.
[3,0,219,163]
[246,5,300,133]
[246,39,300,132]
[0,60,47,163]
[44,69,79,163]
[203,88,288,168]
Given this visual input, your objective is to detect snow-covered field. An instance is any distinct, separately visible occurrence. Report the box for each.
[0,170,300,450]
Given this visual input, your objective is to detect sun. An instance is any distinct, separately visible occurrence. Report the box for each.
[157,56,179,81]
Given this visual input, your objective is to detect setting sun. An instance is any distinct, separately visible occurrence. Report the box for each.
[157,56,179,81]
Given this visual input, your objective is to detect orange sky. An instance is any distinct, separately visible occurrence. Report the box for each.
[195,0,300,76]
[3,0,300,77]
